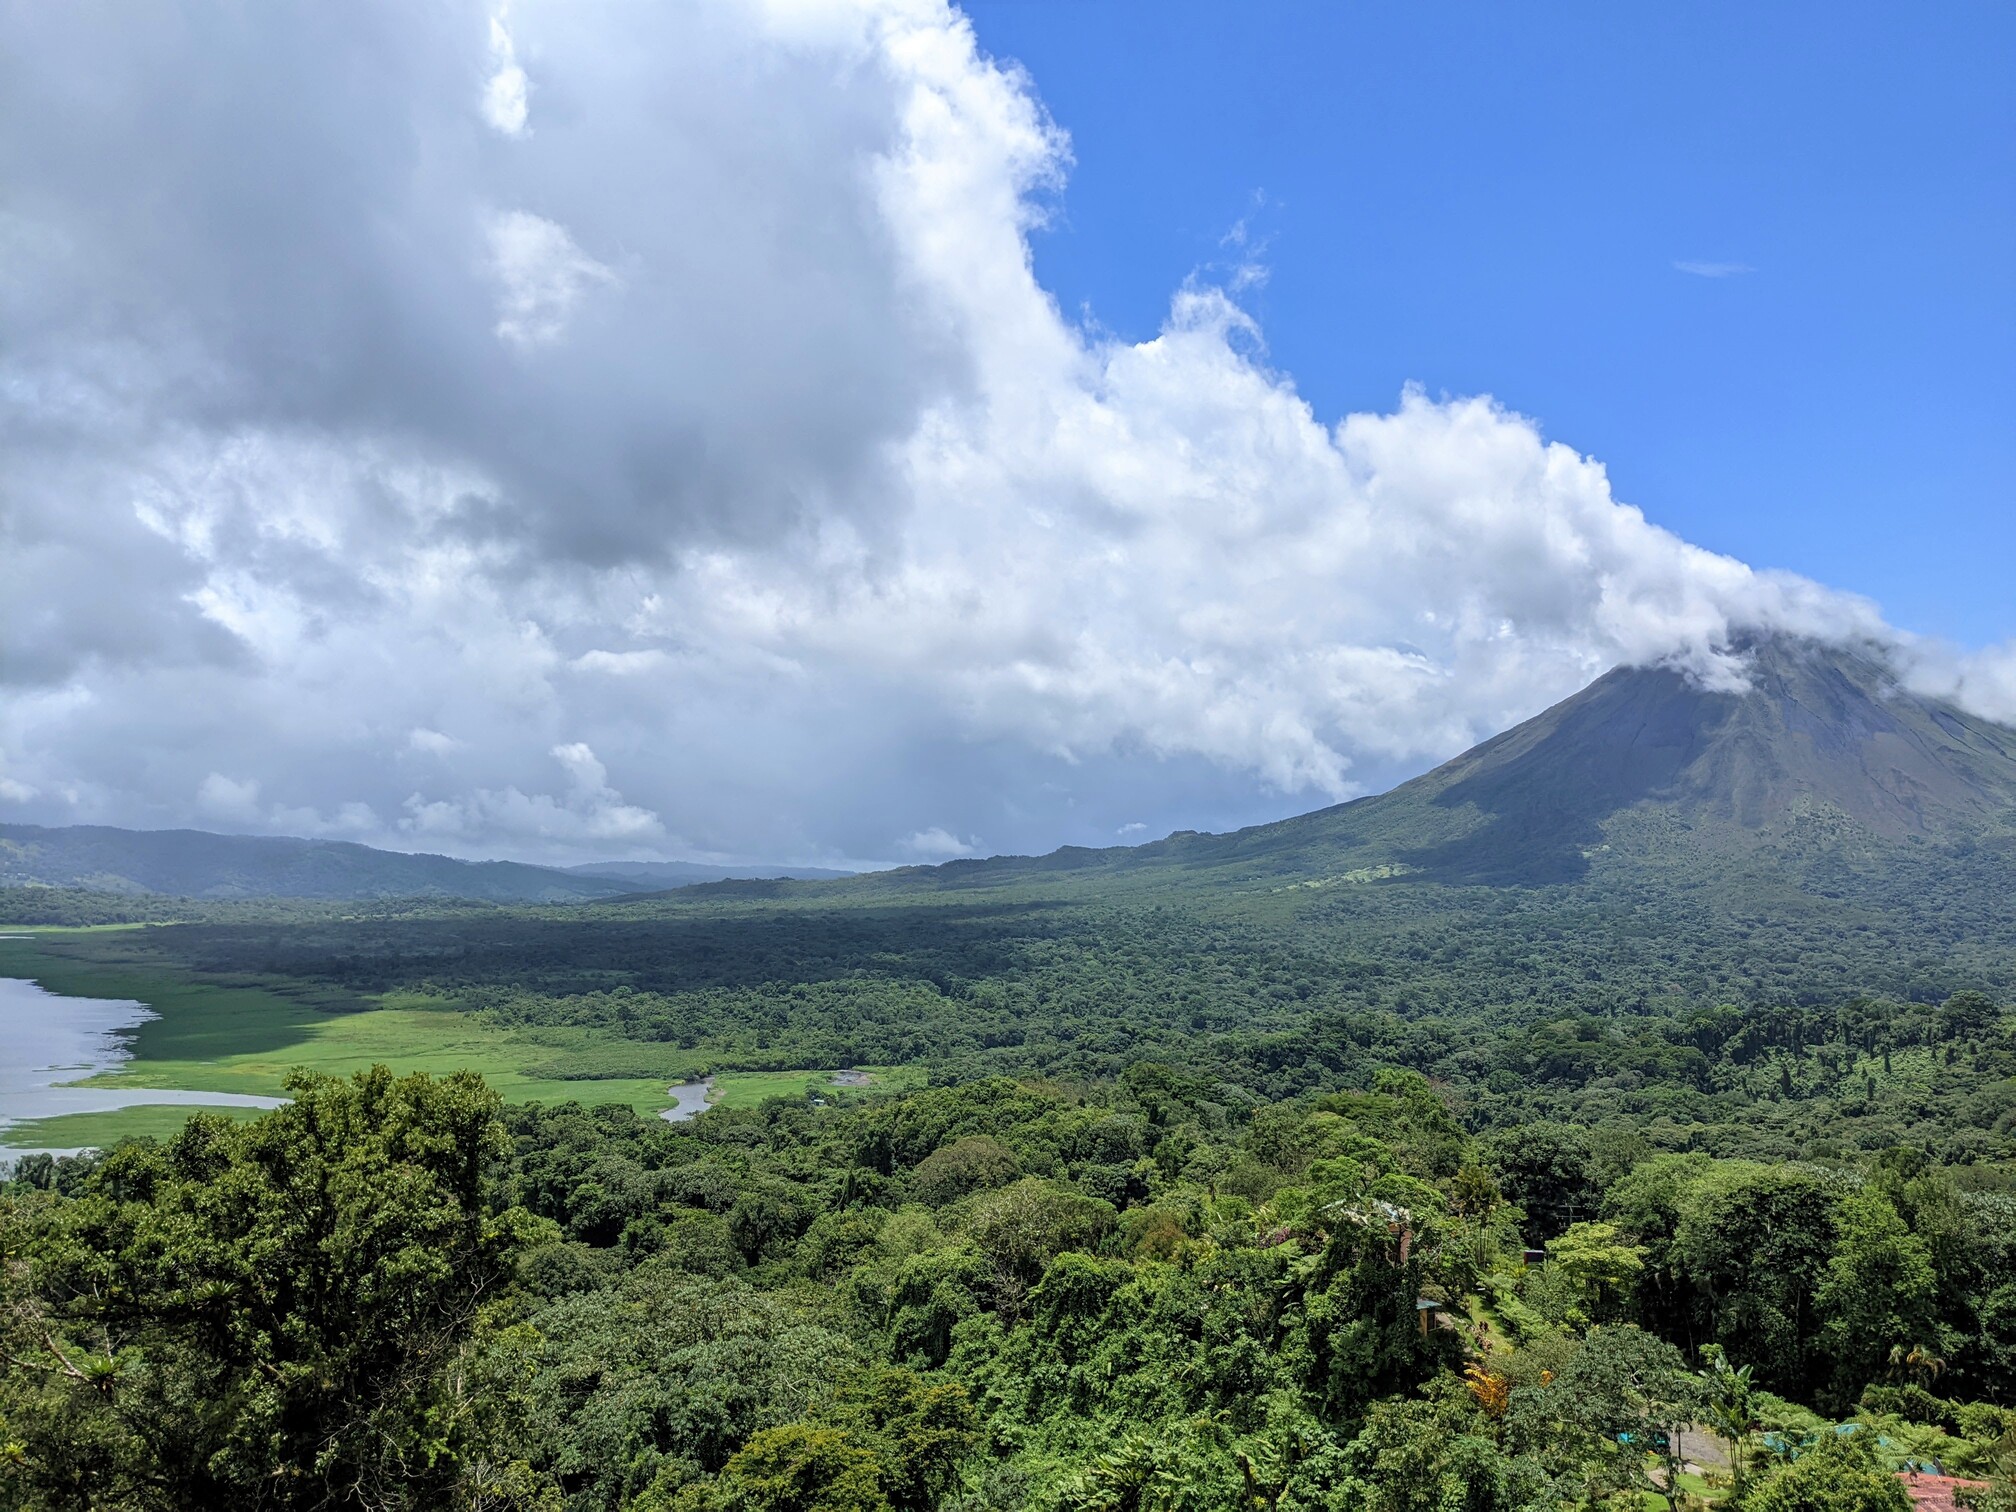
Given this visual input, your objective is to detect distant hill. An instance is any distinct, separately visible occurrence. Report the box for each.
[0,825,636,903]
[565,860,857,887]
[838,635,2016,895]
[1172,632,2016,885]
[12,638,2014,911]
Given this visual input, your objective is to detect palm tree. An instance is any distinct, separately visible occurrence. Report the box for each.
[1699,1345,1756,1494]
[1887,1341,1949,1388]
[1907,1343,1947,1388]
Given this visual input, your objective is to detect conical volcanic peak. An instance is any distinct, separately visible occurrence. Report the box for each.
[1317,635,2016,883]
[1451,637,1999,818]
[1664,636,2016,835]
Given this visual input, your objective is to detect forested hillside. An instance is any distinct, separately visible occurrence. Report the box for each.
[5,1065,2012,1510]
[0,824,636,902]
[6,640,2016,1507]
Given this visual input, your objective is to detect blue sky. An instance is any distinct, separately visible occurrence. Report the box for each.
[967,0,2016,645]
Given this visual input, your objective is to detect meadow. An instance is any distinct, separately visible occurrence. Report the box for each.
[0,929,911,1149]
[699,1065,926,1111]
[0,1102,269,1151]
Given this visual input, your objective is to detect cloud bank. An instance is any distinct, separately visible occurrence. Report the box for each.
[1,0,2004,864]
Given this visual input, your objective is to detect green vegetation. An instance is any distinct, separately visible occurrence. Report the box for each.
[0,936,357,1069]
[11,796,2016,1168]
[37,867,2007,1165]
[0,936,930,1145]
[0,936,692,1124]
[2,1070,542,1508]
[0,1103,267,1150]
[6,1064,2012,1511]
[5,643,2016,1504]
[706,1068,927,1112]
[1,890,235,925]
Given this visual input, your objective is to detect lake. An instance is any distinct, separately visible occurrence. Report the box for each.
[660,1078,714,1122]
[0,976,287,1155]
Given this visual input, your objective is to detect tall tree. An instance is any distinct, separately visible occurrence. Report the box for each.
[1815,1191,1939,1408]
[0,1067,547,1511]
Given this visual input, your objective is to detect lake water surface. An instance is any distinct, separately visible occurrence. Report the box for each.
[0,976,287,1153]
[656,1071,873,1123]
[660,1078,714,1122]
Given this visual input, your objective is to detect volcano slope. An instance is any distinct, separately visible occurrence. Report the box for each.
[31,636,2016,1157]
[846,633,2016,892]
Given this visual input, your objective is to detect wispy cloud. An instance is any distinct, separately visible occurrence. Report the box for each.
[1673,260,1754,279]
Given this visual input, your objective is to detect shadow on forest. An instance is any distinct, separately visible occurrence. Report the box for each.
[135,899,1084,999]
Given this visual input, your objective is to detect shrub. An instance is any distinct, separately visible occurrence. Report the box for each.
[1745,1433,1910,1512]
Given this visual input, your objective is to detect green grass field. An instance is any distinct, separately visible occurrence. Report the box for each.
[0,932,924,1149]
[0,1103,270,1151]
[705,1066,926,1111]
[1630,1469,1730,1509]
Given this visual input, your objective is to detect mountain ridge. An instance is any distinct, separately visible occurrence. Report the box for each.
[565,860,857,886]
[9,639,2014,905]
[0,824,635,903]
[808,636,2016,896]
[0,825,864,903]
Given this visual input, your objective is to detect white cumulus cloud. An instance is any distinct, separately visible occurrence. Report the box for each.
[483,15,531,136]
[0,0,1990,866]
[900,827,980,861]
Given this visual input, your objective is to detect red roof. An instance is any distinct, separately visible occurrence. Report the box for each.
[1898,1473,1991,1512]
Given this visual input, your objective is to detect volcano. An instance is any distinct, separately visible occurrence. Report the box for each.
[13,639,2016,906]
[885,636,2016,894]
[1241,635,2016,884]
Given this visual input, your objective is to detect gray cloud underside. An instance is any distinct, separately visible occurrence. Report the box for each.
[3,0,2010,864]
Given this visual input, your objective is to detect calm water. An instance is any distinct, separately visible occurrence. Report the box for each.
[0,976,287,1154]
[656,1071,868,1123]
[660,1078,715,1122]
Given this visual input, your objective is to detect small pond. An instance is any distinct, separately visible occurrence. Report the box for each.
[660,1078,715,1123]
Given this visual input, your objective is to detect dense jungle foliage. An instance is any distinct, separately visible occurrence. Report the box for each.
[68,858,2016,1167]
[9,670,2016,1510]
[5,1049,2015,1511]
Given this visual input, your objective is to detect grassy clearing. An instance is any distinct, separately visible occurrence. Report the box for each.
[80,994,689,1117]
[0,938,928,1148]
[1630,1469,1731,1509]
[74,989,683,1112]
[1461,1294,1515,1357]
[706,1065,926,1111]
[0,938,688,1121]
[2,1103,268,1150]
